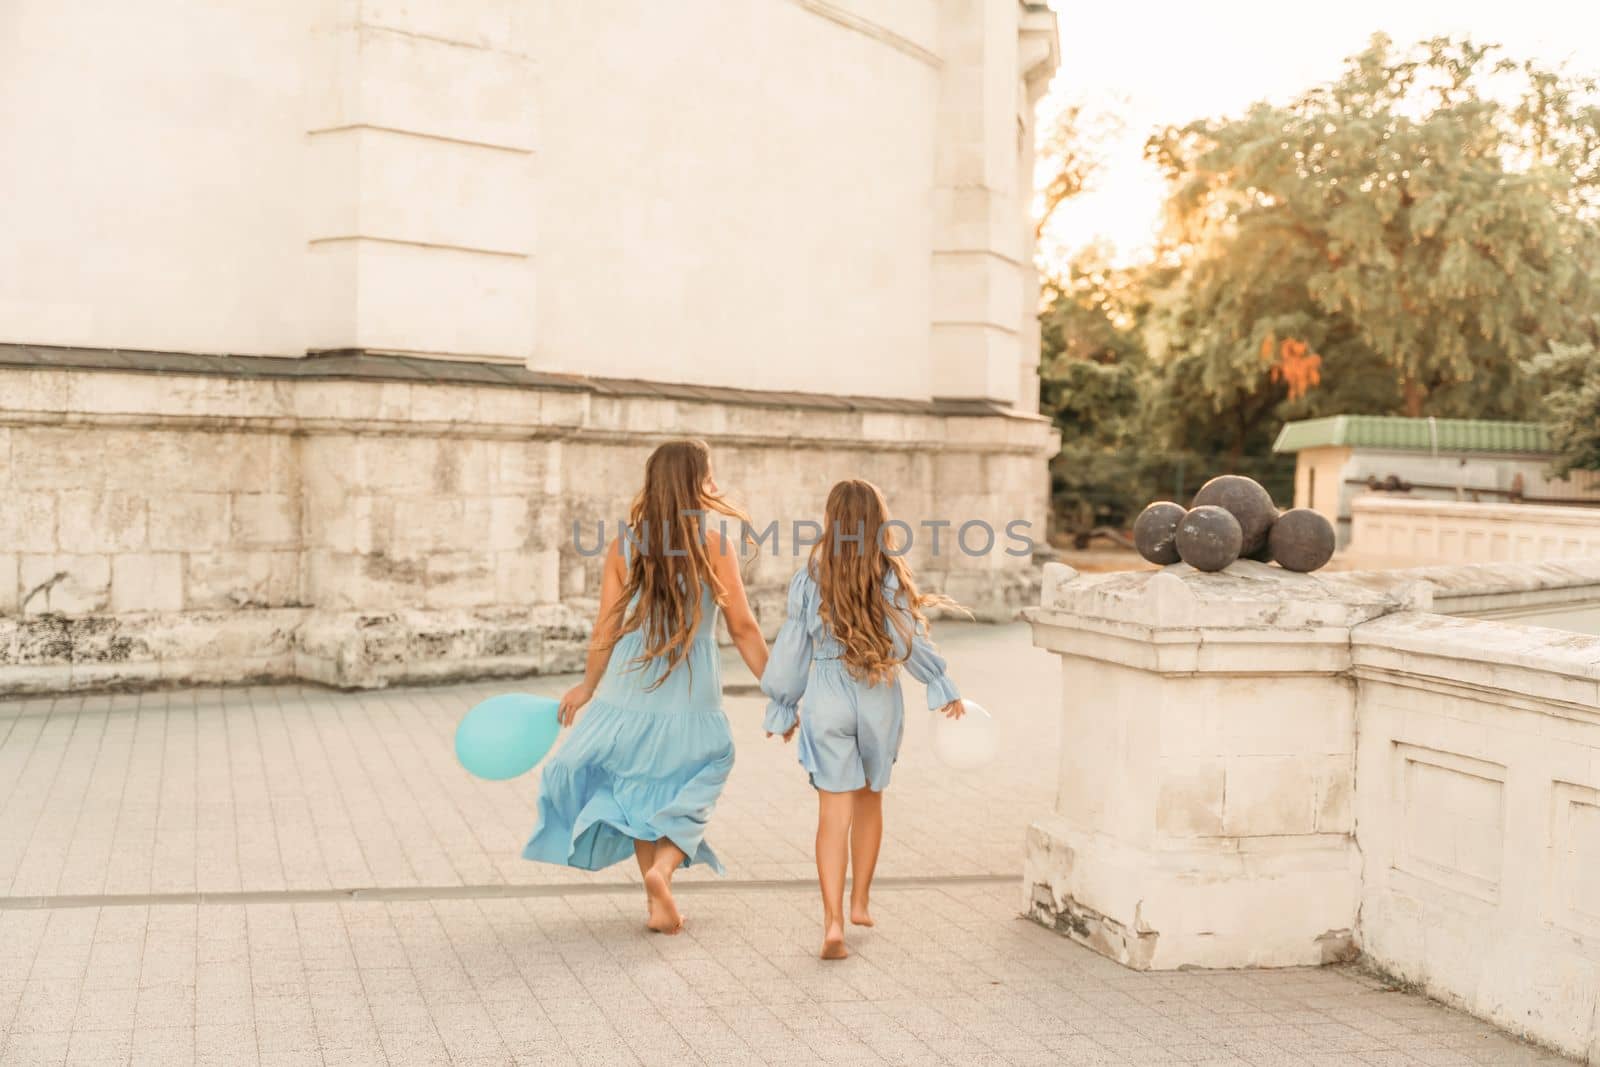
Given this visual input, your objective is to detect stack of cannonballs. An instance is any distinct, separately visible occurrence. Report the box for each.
[1133,475,1336,573]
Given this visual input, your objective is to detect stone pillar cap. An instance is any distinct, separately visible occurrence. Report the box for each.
[1028,559,1402,632]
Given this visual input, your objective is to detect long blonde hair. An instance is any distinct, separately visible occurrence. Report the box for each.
[614,440,750,685]
[810,480,961,686]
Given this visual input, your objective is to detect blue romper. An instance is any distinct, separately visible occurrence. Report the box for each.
[523,540,734,873]
[760,566,960,793]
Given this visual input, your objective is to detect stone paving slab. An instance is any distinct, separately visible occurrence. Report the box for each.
[0,623,1579,1064]
[0,624,1058,902]
[0,881,1575,1067]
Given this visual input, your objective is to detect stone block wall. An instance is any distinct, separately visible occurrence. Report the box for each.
[2,420,306,691]
[0,357,1055,693]
[299,432,562,612]
[1024,564,1386,970]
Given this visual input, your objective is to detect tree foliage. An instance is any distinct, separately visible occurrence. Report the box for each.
[1034,34,1600,521]
[1144,34,1600,431]
[1038,247,1155,529]
[1526,343,1600,474]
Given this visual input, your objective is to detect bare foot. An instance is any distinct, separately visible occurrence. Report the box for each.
[643,870,683,934]
[820,922,849,960]
[849,903,874,927]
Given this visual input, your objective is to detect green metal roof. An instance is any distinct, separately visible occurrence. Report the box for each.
[1272,415,1553,455]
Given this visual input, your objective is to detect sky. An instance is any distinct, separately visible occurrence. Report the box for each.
[1038,0,1600,270]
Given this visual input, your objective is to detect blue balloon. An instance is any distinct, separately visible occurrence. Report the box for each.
[455,693,561,781]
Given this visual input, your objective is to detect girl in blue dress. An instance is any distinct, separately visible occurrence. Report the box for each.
[524,440,770,934]
[760,479,966,959]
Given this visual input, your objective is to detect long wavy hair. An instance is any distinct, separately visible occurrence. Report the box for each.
[810,480,963,686]
[613,440,750,686]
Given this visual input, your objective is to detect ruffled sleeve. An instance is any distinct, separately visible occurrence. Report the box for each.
[759,569,814,734]
[885,573,962,710]
[905,628,961,709]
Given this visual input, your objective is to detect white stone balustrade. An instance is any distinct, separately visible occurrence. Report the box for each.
[1351,495,1600,569]
[1025,558,1600,1063]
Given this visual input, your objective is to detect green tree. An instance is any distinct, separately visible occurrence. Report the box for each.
[1144,34,1600,442]
[1526,342,1600,475]
[1034,100,1169,533]
[1038,247,1165,530]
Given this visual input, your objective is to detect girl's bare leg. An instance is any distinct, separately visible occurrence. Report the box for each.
[849,787,883,926]
[644,840,686,934]
[816,790,855,959]
[633,839,657,919]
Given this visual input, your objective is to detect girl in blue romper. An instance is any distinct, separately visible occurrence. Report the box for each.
[761,479,965,959]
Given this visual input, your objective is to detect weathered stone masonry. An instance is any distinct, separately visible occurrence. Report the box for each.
[0,347,1056,694]
[1022,560,1600,1062]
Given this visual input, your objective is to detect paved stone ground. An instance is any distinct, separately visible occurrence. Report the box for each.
[0,624,1057,900]
[0,623,1577,1065]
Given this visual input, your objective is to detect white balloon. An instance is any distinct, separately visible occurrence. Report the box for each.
[929,699,997,771]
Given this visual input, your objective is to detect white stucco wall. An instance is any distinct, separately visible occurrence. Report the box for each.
[0,1,317,355]
[0,0,1057,403]
[1291,445,1351,534]
[301,5,540,360]
[531,0,940,398]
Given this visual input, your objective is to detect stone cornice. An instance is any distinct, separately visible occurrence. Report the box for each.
[1333,559,1600,618]
[1018,3,1060,101]
[0,344,1042,418]
[779,0,942,69]
[0,347,1058,457]
[1350,612,1600,718]
[1023,561,1600,704]
[1025,609,1360,676]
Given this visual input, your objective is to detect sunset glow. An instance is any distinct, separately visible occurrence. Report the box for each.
[1037,0,1600,273]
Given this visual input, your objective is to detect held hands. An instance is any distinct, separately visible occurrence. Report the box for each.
[765,713,799,744]
[938,698,966,720]
[558,683,594,727]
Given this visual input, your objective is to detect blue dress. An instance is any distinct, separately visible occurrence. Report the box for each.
[760,566,960,793]
[523,547,733,873]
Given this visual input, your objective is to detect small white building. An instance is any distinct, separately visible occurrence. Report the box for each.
[1273,415,1600,547]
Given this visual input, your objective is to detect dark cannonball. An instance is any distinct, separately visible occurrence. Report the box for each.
[1245,509,1282,562]
[1191,475,1277,555]
[1133,501,1187,565]
[1268,508,1336,572]
[1245,535,1276,563]
[1176,505,1243,573]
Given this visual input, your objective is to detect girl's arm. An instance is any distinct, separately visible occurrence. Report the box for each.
[709,528,771,683]
[558,538,626,726]
[759,570,813,739]
[891,590,964,718]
